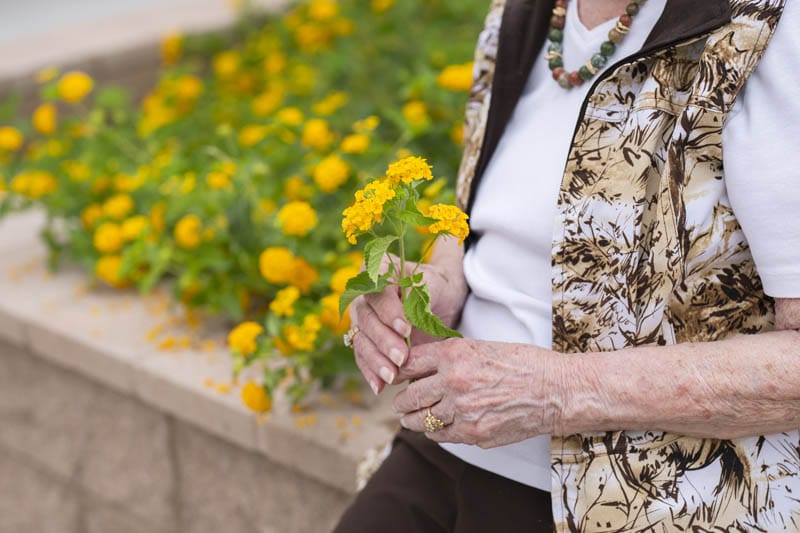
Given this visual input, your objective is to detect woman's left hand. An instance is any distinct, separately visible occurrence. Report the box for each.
[392,338,568,448]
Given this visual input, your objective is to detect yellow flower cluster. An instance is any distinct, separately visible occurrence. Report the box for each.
[270,286,301,317]
[228,321,264,355]
[341,179,396,244]
[259,246,295,284]
[94,222,124,253]
[402,101,428,127]
[301,118,334,151]
[0,127,23,151]
[103,194,134,219]
[277,200,318,236]
[436,62,474,92]
[33,104,57,136]
[330,265,360,293]
[121,215,148,240]
[340,133,370,154]
[283,314,322,352]
[174,214,202,249]
[385,155,433,185]
[9,170,57,198]
[313,154,350,192]
[57,71,94,103]
[427,204,470,245]
[241,381,271,413]
[320,293,350,334]
[96,255,126,288]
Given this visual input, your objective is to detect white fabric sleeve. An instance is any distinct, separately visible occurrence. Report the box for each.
[724,0,800,298]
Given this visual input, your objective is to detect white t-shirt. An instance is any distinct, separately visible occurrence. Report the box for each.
[442,0,800,491]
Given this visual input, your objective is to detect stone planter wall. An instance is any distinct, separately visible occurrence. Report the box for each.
[0,4,399,531]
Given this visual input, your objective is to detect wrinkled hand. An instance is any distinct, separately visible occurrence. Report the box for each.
[349,255,467,395]
[392,338,567,448]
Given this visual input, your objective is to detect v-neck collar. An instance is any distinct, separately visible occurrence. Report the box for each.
[463,0,732,233]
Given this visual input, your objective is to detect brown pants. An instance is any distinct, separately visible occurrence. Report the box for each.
[333,429,554,533]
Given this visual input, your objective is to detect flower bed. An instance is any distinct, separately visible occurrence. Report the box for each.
[0,0,484,409]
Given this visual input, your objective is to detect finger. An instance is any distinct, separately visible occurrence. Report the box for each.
[400,402,454,433]
[352,325,398,388]
[396,341,448,382]
[356,297,408,367]
[392,374,443,415]
[424,426,463,444]
[364,288,411,339]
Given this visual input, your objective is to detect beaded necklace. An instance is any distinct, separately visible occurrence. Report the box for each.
[546,0,645,89]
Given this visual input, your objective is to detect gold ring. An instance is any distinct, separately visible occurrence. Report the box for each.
[424,408,446,433]
[343,325,360,348]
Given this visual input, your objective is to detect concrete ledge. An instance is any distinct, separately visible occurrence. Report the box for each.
[0,212,397,501]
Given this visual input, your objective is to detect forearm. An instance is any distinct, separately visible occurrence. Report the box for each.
[558,328,800,439]
[429,236,466,287]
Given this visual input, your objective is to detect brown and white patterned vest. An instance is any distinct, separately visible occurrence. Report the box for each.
[456,0,798,530]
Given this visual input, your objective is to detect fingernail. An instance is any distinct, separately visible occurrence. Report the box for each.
[393,318,411,337]
[369,381,379,395]
[388,348,405,367]
[400,418,409,429]
[379,366,395,384]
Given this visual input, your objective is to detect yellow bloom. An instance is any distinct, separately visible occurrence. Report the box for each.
[241,381,271,413]
[264,51,286,75]
[81,204,103,229]
[45,139,66,157]
[295,23,332,53]
[213,51,241,79]
[228,322,264,355]
[312,92,348,116]
[371,0,395,13]
[436,62,474,92]
[63,160,91,182]
[330,265,360,294]
[10,171,57,198]
[320,293,350,334]
[341,179,397,244]
[284,176,312,201]
[174,75,203,101]
[385,156,433,186]
[308,0,339,20]
[402,101,429,127]
[33,104,57,135]
[277,201,318,237]
[0,127,23,151]
[276,107,304,126]
[290,257,319,294]
[94,222,124,253]
[102,193,134,219]
[270,286,300,317]
[289,64,316,94]
[58,71,94,103]
[353,115,380,133]
[283,314,322,352]
[238,125,268,148]
[252,87,284,116]
[313,154,350,193]
[340,133,370,154]
[121,215,148,240]
[96,255,127,288]
[427,204,470,245]
[206,171,232,190]
[423,178,447,199]
[259,246,295,284]
[161,33,183,65]
[301,118,334,151]
[174,214,202,249]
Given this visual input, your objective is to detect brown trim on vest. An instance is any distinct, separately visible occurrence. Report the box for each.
[463,0,732,249]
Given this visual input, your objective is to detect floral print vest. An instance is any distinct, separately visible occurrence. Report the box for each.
[456,0,797,530]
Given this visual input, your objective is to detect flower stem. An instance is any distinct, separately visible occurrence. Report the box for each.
[397,222,411,349]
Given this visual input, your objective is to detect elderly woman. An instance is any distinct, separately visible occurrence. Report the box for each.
[335,0,799,531]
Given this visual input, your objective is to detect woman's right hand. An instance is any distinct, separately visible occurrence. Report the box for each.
[349,244,468,395]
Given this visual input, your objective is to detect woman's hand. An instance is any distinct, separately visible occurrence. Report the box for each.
[349,248,468,395]
[391,338,568,448]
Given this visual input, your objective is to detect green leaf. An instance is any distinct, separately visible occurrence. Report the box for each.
[397,209,436,227]
[364,235,397,283]
[339,270,390,317]
[403,285,462,339]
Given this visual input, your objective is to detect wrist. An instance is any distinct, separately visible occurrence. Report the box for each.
[550,352,607,436]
